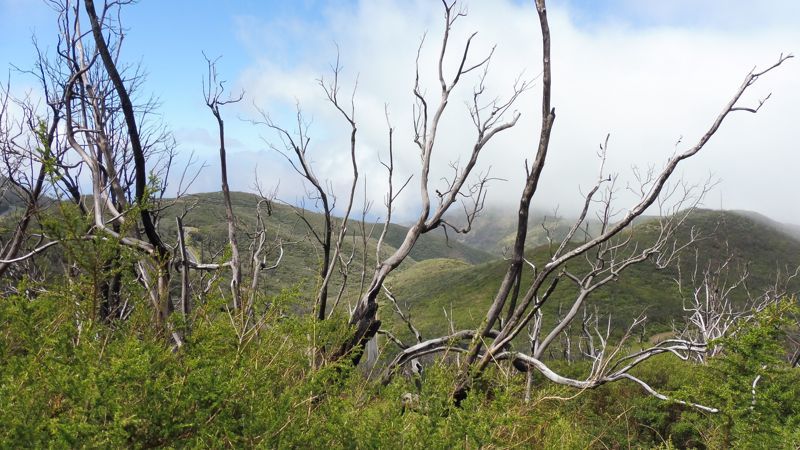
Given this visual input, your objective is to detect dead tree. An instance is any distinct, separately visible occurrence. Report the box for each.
[257,109,334,320]
[1,1,289,345]
[333,0,529,364]
[0,0,181,340]
[676,248,799,362]
[83,0,165,255]
[450,0,790,404]
[256,53,361,322]
[203,56,245,310]
[0,26,95,284]
[0,0,790,411]
[0,73,61,279]
[80,0,174,333]
[350,0,793,409]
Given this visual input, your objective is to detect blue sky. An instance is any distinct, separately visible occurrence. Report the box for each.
[1,0,340,126]
[2,0,792,126]
[2,0,794,131]
[1,1,799,222]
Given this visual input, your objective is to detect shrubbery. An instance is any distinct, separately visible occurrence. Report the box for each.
[2,270,799,448]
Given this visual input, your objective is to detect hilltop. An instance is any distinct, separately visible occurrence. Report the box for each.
[155,191,493,299]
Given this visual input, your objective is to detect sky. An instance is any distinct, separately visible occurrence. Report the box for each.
[1,0,799,224]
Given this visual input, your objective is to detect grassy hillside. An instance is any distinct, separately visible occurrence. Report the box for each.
[381,209,800,343]
[4,188,797,339]
[165,191,491,262]
[3,193,800,448]
[154,191,493,301]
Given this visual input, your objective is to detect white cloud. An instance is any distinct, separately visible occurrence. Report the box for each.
[230,0,800,224]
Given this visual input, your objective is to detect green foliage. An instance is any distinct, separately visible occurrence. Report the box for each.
[684,299,800,448]
[2,278,799,447]
[383,210,800,343]
[2,201,800,448]
[0,283,544,448]
[34,119,61,184]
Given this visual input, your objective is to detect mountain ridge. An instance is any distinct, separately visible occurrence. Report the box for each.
[381,208,800,343]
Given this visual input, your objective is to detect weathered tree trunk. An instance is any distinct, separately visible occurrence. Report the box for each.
[85,0,173,332]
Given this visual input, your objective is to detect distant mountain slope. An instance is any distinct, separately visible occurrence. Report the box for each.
[445,205,604,256]
[382,222,493,265]
[0,179,28,216]
[157,191,493,297]
[169,191,492,264]
[732,209,800,242]
[382,209,800,342]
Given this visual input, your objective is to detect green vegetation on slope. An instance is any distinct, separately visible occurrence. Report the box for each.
[445,205,605,255]
[169,191,492,263]
[2,272,798,448]
[148,191,493,302]
[381,209,800,344]
[2,189,800,448]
